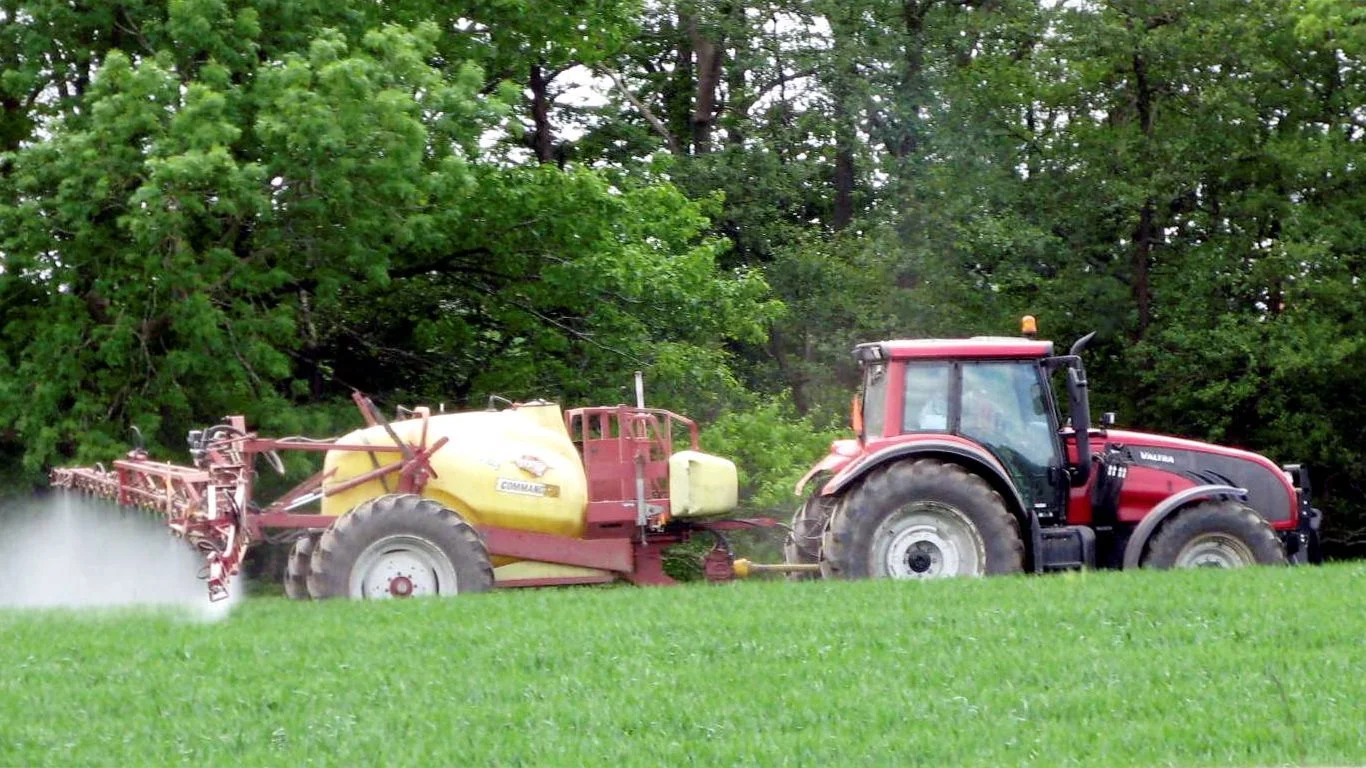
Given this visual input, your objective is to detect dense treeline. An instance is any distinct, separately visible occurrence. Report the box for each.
[2,1,1364,554]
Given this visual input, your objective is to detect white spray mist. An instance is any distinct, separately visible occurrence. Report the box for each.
[0,492,241,621]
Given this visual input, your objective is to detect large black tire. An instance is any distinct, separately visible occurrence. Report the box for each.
[307,494,494,600]
[783,494,835,581]
[821,459,1023,579]
[1143,500,1286,568]
[284,533,320,600]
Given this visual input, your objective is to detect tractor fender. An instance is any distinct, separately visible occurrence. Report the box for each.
[793,440,861,496]
[1121,484,1248,569]
[820,439,1042,572]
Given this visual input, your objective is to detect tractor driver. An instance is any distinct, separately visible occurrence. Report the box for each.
[904,364,950,432]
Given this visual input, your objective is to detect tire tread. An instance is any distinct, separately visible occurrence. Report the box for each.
[284,533,320,600]
[1143,499,1285,568]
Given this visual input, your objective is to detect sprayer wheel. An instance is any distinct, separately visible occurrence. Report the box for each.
[284,533,321,600]
[307,494,493,600]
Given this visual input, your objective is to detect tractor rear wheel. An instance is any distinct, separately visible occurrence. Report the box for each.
[284,533,321,600]
[821,459,1023,580]
[1144,500,1285,569]
[307,494,494,600]
[782,494,834,581]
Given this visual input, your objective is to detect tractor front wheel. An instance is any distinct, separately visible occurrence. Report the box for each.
[307,494,494,600]
[782,494,834,581]
[1144,500,1285,569]
[821,459,1023,580]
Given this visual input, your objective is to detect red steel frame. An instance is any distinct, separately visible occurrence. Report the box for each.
[49,393,769,600]
[567,405,698,537]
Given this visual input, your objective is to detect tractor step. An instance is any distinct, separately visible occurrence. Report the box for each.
[1039,526,1096,571]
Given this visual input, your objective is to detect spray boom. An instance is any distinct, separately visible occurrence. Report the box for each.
[49,393,447,601]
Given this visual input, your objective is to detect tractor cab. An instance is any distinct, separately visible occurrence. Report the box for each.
[850,326,1094,524]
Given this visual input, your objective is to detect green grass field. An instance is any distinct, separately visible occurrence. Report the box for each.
[2,564,1364,767]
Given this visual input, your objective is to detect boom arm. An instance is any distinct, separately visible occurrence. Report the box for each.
[49,394,446,601]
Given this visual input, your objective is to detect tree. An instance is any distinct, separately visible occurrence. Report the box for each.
[0,4,775,484]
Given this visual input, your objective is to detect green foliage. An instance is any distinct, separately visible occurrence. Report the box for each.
[4,566,1366,764]
[1298,0,1366,52]
[3,20,498,471]
[1,3,773,489]
[700,396,845,515]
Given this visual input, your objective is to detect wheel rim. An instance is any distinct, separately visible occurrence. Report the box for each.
[872,502,985,579]
[349,535,458,599]
[1174,533,1256,568]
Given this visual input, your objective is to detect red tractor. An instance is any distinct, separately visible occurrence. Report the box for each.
[786,319,1324,578]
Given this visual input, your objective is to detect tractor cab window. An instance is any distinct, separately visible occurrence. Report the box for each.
[861,362,888,439]
[902,363,951,433]
[960,362,1062,512]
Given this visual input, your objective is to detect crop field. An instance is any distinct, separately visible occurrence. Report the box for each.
[2,564,1364,767]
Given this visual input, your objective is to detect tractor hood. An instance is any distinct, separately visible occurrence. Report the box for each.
[1097,429,1298,524]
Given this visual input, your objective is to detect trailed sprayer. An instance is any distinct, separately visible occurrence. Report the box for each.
[50,380,809,601]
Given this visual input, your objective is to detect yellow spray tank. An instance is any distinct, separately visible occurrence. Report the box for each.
[315,397,743,588]
[321,402,589,539]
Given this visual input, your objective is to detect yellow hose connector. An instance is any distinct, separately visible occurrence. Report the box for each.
[731,558,822,578]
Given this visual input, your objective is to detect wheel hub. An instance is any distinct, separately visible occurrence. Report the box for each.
[1174,533,1255,569]
[906,545,939,574]
[349,534,458,599]
[873,502,985,579]
[388,575,414,598]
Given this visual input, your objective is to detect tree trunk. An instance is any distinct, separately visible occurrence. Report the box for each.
[833,127,856,230]
[1131,52,1155,337]
[0,93,28,156]
[668,12,696,150]
[830,7,858,230]
[723,3,749,148]
[1132,200,1155,335]
[1266,217,1284,317]
[769,329,810,416]
[299,290,325,400]
[890,0,930,158]
[688,16,722,154]
[529,63,555,164]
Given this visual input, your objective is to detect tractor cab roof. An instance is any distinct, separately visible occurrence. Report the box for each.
[855,338,1055,363]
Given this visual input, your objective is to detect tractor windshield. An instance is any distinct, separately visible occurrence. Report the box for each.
[861,362,888,439]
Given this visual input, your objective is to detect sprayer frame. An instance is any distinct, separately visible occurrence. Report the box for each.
[51,392,778,599]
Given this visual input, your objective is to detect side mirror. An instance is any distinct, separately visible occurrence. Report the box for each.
[1101,412,1117,428]
[1066,367,1092,487]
